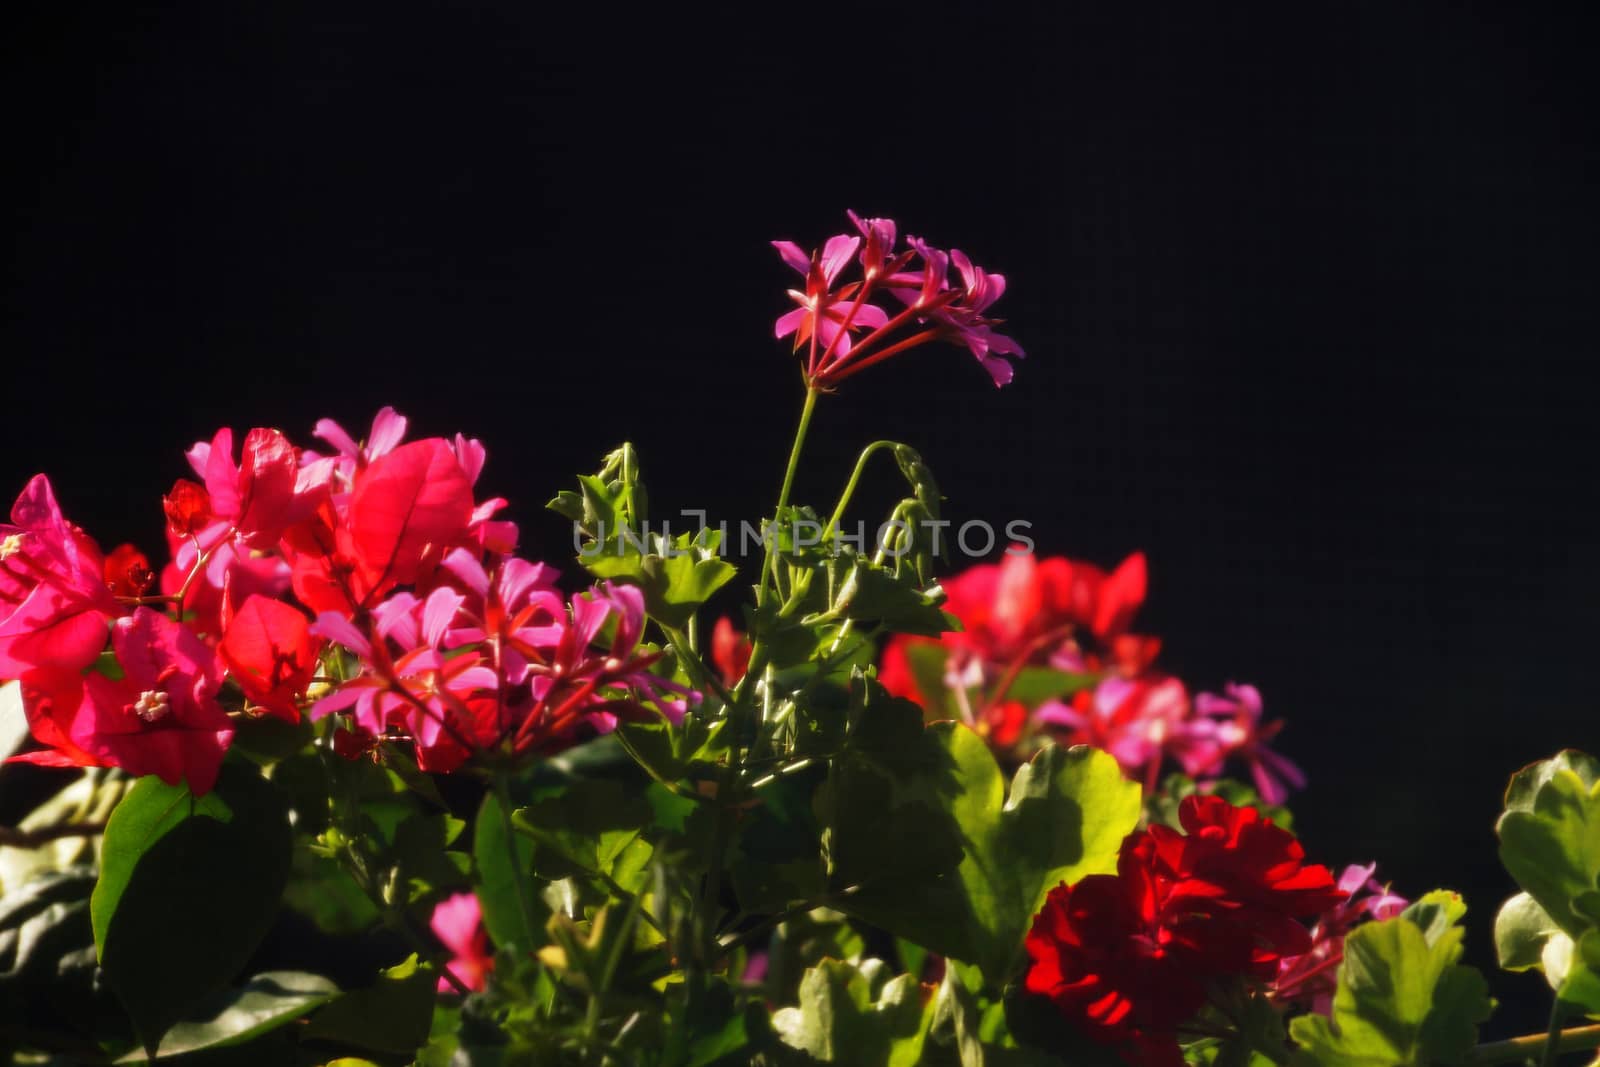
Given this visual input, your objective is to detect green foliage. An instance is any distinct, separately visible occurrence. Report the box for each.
[1495,750,1600,1013]
[301,954,436,1054]
[1289,891,1493,1066]
[116,971,339,1062]
[771,958,937,1066]
[827,688,1140,982]
[551,444,737,627]
[92,763,293,1051]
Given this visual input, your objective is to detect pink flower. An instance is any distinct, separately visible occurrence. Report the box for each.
[310,587,497,772]
[345,439,476,591]
[774,234,891,373]
[0,475,117,677]
[16,607,235,794]
[431,892,493,993]
[301,406,410,488]
[439,549,565,687]
[184,427,322,550]
[1192,683,1306,805]
[1274,863,1408,1013]
[1038,675,1215,792]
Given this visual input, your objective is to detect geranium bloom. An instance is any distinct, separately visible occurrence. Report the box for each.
[310,587,498,772]
[217,593,324,721]
[772,212,1021,388]
[0,475,118,676]
[431,892,493,993]
[15,608,234,794]
[1273,863,1407,1013]
[1193,683,1306,805]
[1025,796,1343,1064]
[710,616,751,687]
[1036,675,1216,792]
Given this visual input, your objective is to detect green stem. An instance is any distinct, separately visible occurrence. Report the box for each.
[757,385,819,608]
[493,768,542,951]
[1468,1023,1600,1065]
[823,439,896,540]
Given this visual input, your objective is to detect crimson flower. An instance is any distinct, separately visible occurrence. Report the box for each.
[217,592,324,721]
[1025,795,1344,1064]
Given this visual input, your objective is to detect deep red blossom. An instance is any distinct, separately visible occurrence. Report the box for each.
[102,543,155,599]
[0,475,117,676]
[1024,796,1343,1064]
[162,478,213,536]
[217,592,323,721]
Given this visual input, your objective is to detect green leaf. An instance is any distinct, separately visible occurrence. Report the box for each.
[512,778,655,894]
[1494,890,1568,973]
[92,763,293,1051]
[115,971,338,1061]
[772,959,937,1066]
[1289,893,1494,1066]
[300,954,435,1054]
[831,702,1140,981]
[1497,751,1600,937]
[473,791,545,951]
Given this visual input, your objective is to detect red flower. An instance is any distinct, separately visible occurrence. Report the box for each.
[217,593,323,721]
[1024,876,1202,1067]
[162,478,213,536]
[102,543,155,599]
[1024,796,1343,1063]
[710,616,751,686]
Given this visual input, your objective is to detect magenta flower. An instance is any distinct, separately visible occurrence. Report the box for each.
[184,426,323,550]
[42,607,235,794]
[1274,863,1408,1013]
[774,233,891,375]
[0,475,117,676]
[1038,675,1216,792]
[431,892,494,993]
[310,587,497,771]
[774,212,1024,389]
[1193,682,1306,805]
[302,405,410,489]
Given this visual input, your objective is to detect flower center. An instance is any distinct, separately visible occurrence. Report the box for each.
[0,533,23,561]
[133,690,171,722]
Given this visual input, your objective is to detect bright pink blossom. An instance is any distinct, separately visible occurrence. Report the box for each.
[431,892,493,993]
[184,426,322,549]
[346,439,475,590]
[15,608,235,794]
[0,475,117,677]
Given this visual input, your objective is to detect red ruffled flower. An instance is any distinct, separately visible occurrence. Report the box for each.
[1024,795,1343,1064]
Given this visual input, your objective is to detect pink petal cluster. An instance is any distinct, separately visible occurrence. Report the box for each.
[431,891,494,993]
[1272,863,1408,1013]
[879,549,1304,800]
[1,408,692,790]
[773,210,1024,388]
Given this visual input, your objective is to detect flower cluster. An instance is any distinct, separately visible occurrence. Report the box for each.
[879,548,1305,801]
[0,409,692,792]
[1272,862,1407,1013]
[773,210,1024,387]
[1023,795,1346,1065]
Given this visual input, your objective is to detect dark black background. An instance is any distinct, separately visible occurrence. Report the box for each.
[4,2,1596,1031]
